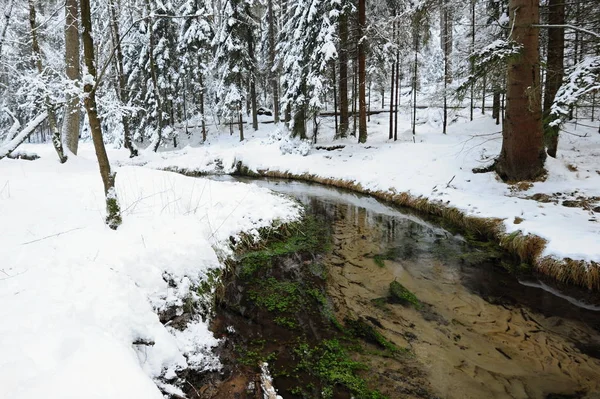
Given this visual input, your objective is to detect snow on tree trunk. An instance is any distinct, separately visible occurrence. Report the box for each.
[62,0,81,155]
[80,0,122,230]
[28,0,67,164]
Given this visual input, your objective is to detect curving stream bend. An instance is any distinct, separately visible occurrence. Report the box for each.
[209,177,600,399]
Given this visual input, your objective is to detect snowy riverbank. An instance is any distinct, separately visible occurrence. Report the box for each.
[0,151,300,398]
[133,111,600,286]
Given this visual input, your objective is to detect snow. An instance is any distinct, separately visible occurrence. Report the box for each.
[135,108,600,264]
[0,148,300,399]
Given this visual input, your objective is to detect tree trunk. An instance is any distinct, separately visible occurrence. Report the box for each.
[267,0,279,123]
[492,90,500,124]
[28,0,67,164]
[394,48,400,141]
[144,0,163,152]
[357,0,367,143]
[199,74,207,142]
[108,0,137,157]
[412,30,418,136]
[247,27,258,131]
[62,0,81,155]
[496,0,545,181]
[332,63,339,137]
[0,0,14,64]
[542,0,565,158]
[80,0,122,229]
[338,12,349,138]
[470,0,475,121]
[388,22,395,141]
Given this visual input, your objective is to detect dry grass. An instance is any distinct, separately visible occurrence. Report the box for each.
[165,162,599,291]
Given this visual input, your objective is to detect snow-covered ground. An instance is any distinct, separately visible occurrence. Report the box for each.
[2,107,598,398]
[137,108,600,264]
[0,148,300,398]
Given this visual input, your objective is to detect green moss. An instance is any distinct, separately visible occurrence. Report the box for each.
[294,339,388,399]
[248,278,303,313]
[105,197,122,230]
[373,255,386,268]
[389,281,420,308]
[345,318,399,353]
[238,215,330,279]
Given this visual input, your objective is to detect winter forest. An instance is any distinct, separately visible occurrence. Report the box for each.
[2,0,600,398]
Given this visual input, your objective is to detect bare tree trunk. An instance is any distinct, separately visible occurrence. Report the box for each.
[199,74,207,142]
[412,31,418,136]
[247,27,258,131]
[267,0,279,123]
[238,106,244,141]
[62,0,81,155]
[542,0,565,158]
[144,0,163,152]
[80,0,122,229]
[492,91,500,124]
[357,0,367,143]
[394,49,400,141]
[28,0,67,163]
[0,0,13,62]
[496,0,545,181]
[108,0,137,157]
[332,63,339,137]
[338,13,349,138]
[470,0,475,121]
[389,22,396,141]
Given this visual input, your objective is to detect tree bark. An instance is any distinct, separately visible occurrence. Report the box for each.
[267,0,279,123]
[81,0,122,229]
[338,12,349,138]
[247,26,258,131]
[62,0,80,155]
[357,0,367,143]
[0,0,13,63]
[108,0,137,157]
[496,0,546,181]
[28,0,67,164]
[144,0,163,152]
[542,0,565,158]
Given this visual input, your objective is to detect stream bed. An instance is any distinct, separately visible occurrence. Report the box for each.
[200,178,600,399]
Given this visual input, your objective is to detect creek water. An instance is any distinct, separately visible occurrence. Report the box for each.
[208,177,600,399]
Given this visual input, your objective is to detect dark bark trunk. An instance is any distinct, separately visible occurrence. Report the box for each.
[81,0,122,229]
[394,48,400,141]
[247,27,258,131]
[108,0,137,157]
[338,13,349,138]
[144,0,163,152]
[492,90,501,124]
[332,63,339,138]
[496,0,545,181]
[199,74,207,142]
[267,0,279,123]
[542,0,565,158]
[357,0,367,143]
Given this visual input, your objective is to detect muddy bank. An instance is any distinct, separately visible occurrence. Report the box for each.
[191,178,600,398]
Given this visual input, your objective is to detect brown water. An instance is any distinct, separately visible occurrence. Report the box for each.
[208,177,600,399]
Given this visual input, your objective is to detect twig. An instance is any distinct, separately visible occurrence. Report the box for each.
[20,227,84,245]
[446,175,456,188]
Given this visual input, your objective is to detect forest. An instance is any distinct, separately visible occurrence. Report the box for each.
[1,0,600,398]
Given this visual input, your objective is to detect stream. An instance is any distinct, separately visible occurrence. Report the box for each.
[203,177,600,399]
